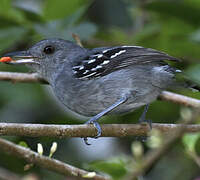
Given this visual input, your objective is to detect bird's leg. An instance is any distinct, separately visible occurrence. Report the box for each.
[137,104,151,142]
[138,104,152,129]
[84,96,128,145]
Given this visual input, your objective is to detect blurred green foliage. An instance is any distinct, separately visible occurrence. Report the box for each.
[1,0,200,179]
[88,158,128,180]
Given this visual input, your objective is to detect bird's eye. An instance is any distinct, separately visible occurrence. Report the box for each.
[43,46,55,54]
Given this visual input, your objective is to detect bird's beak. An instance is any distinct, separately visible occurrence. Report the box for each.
[0,51,39,65]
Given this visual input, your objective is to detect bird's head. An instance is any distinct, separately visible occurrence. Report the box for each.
[0,38,85,81]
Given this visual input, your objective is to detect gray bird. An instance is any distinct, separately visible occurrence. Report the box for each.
[1,38,182,144]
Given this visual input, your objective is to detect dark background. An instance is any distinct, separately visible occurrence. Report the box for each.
[0,0,200,179]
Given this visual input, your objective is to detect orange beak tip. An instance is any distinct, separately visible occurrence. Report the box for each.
[0,57,13,62]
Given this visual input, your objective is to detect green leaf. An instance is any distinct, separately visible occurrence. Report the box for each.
[18,141,29,148]
[134,15,200,59]
[145,1,200,26]
[34,12,97,42]
[43,0,89,20]
[183,0,200,9]
[185,64,200,85]
[34,21,97,41]
[0,27,27,51]
[0,0,11,12]
[182,133,200,152]
[61,6,88,27]
[190,29,200,43]
[34,6,97,40]
[88,158,128,179]
[13,0,43,15]
[0,1,27,25]
[68,22,97,40]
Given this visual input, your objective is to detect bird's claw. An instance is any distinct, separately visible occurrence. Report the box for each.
[83,119,102,145]
[135,119,152,142]
[136,136,148,142]
[137,119,152,142]
[83,137,91,145]
[140,119,152,129]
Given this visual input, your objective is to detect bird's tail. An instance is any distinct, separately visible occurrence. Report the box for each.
[182,79,200,92]
[175,72,200,92]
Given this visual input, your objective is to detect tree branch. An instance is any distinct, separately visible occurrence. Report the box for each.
[159,91,200,108]
[0,138,109,180]
[0,123,200,138]
[0,71,200,108]
[0,71,200,179]
[127,110,199,180]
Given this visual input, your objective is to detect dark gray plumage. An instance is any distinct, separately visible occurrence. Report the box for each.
[3,38,181,144]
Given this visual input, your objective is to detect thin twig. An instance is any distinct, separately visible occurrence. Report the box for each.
[187,151,200,168]
[0,71,200,108]
[0,123,200,138]
[159,91,200,108]
[0,138,109,180]
[0,71,200,179]
[72,33,83,47]
[127,110,199,180]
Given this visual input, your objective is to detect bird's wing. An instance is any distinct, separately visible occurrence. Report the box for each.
[72,46,180,80]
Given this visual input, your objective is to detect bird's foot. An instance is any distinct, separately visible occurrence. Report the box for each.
[137,119,152,142]
[139,119,152,129]
[136,135,149,142]
[83,118,102,145]
[138,104,152,129]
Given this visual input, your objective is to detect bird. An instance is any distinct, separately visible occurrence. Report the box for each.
[0,38,183,145]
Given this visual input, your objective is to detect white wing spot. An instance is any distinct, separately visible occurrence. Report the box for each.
[91,65,103,71]
[102,60,109,65]
[88,59,96,64]
[110,50,126,59]
[103,49,109,53]
[98,54,103,58]
[83,70,89,74]
[96,65,102,69]
[79,66,84,70]
[176,69,182,73]
[73,65,82,69]
[79,72,97,79]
